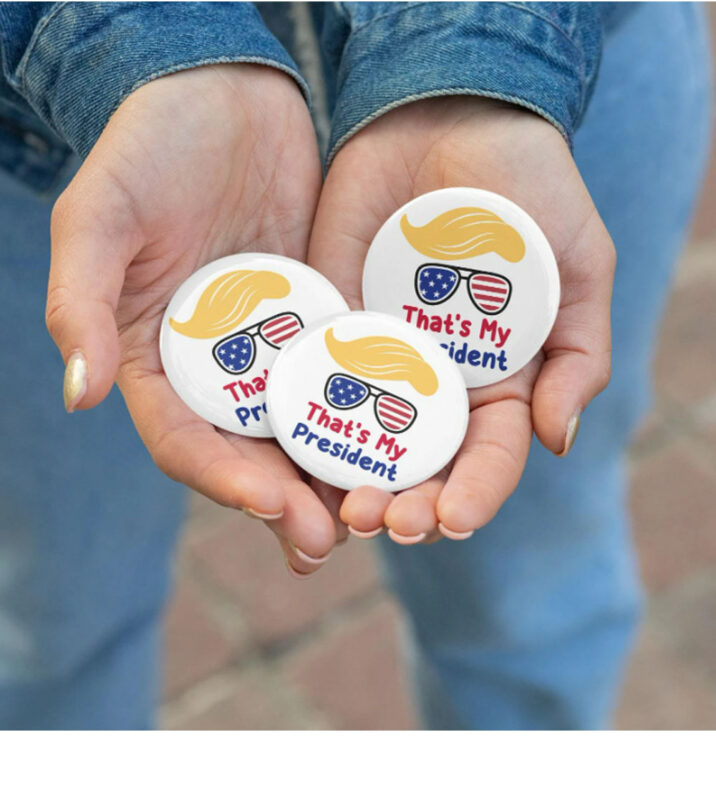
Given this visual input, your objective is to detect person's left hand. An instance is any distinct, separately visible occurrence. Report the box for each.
[307,96,616,545]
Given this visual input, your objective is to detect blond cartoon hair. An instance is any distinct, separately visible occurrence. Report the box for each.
[169,270,290,339]
[325,328,438,396]
[400,207,525,263]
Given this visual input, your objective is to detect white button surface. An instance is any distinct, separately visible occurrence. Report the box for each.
[160,253,349,436]
[362,188,560,388]
[266,311,469,491]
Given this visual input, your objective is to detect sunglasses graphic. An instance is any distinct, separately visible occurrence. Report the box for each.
[213,312,303,374]
[414,263,512,315]
[324,373,417,433]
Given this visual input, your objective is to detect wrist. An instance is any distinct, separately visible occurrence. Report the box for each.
[335,93,568,185]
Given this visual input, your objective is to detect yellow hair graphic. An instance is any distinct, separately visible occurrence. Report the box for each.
[169,270,290,339]
[400,207,525,263]
[325,328,438,396]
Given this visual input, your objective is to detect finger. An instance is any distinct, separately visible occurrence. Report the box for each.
[204,428,338,568]
[384,474,445,544]
[268,476,336,574]
[119,368,285,515]
[340,485,393,539]
[311,479,350,544]
[532,227,616,455]
[47,180,140,411]
[215,437,336,577]
[122,368,338,574]
[436,397,532,536]
[270,480,336,578]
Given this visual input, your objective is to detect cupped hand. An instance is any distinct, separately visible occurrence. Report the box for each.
[46,64,336,574]
[308,97,615,544]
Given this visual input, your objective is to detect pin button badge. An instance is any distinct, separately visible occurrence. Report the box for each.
[362,188,560,388]
[266,311,469,492]
[160,253,349,436]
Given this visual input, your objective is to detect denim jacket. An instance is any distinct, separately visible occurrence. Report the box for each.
[0,1,632,194]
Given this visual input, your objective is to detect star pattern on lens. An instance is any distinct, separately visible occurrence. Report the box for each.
[214,333,254,373]
[417,266,458,302]
[326,375,368,408]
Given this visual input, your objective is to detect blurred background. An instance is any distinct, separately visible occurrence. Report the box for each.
[160,6,716,731]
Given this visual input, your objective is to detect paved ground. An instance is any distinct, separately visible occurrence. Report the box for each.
[160,20,716,731]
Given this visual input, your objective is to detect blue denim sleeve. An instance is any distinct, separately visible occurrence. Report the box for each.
[0,2,309,159]
[324,2,606,165]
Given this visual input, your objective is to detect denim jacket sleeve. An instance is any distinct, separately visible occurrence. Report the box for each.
[322,2,609,166]
[0,1,309,163]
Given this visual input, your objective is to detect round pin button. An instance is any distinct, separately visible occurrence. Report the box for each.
[160,253,349,437]
[362,188,560,388]
[266,311,469,492]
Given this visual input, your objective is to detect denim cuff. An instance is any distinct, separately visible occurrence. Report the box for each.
[11,2,309,159]
[327,1,603,166]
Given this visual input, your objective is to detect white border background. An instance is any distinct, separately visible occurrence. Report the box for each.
[1,731,714,798]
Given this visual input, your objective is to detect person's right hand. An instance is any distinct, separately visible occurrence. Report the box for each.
[46,64,337,576]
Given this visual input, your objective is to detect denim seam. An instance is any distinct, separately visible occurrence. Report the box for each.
[343,1,583,61]
[502,2,583,57]
[11,5,311,155]
[13,2,68,93]
[501,2,588,118]
[326,87,568,169]
[345,2,425,34]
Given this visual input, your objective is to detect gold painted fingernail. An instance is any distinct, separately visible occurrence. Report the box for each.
[558,411,581,456]
[63,351,87,413]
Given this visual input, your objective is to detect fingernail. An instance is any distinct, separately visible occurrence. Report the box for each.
[286,541,331,566]
[284,556,313,580]
[438,522,474,541]
[63,351,87,413]
[242,507,283,521]
[387,529,426,546]
[558,411,581,457]
[347,524,384,539]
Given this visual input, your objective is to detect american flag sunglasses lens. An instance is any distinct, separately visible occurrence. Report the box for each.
[469,272,511,314]
[325,375,369,409]
[213,334,255,374]
[375,394,416,432]
[415,265,460,304]
[259,313,303,347]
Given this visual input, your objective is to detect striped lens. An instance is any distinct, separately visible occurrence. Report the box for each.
[325,374,418,432]
[213,334,256,374]
[374,393,417,433]
[469,272,512,315]
[259,313,303,347]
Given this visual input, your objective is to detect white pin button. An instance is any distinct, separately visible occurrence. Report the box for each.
[362,188,560,388]
[266,311,469,492]
[160,253,349,437]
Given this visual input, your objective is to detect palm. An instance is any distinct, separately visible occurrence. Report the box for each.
[49,65,338,559]
[308,98,615,541]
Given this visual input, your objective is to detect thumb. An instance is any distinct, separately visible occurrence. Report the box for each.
[46,179,138,412]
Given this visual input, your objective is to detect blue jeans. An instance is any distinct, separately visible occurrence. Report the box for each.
[0,2,711,729]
